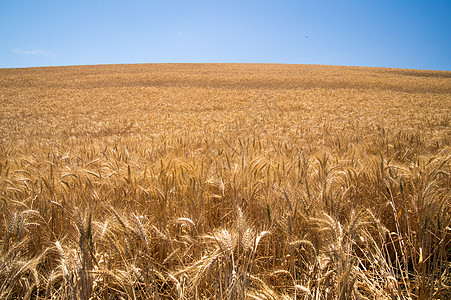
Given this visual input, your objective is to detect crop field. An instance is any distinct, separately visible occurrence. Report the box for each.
[0,63,450,299]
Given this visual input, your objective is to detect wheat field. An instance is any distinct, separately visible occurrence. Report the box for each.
[0,63,450,299]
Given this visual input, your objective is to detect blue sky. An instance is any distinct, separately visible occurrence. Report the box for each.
[1,0,450,70]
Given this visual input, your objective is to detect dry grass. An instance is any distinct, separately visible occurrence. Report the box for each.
[0,63,450,299]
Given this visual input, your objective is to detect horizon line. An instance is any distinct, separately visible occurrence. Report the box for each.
[1,62,450,72]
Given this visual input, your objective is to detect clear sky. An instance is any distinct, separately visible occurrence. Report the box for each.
[1,0,450,70]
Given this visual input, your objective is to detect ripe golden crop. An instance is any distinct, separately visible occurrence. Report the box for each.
[0,64,450,299]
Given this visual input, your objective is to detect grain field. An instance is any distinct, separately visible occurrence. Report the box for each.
[0,63,450,299]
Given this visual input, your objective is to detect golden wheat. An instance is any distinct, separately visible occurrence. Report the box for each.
[0,63,450,299]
